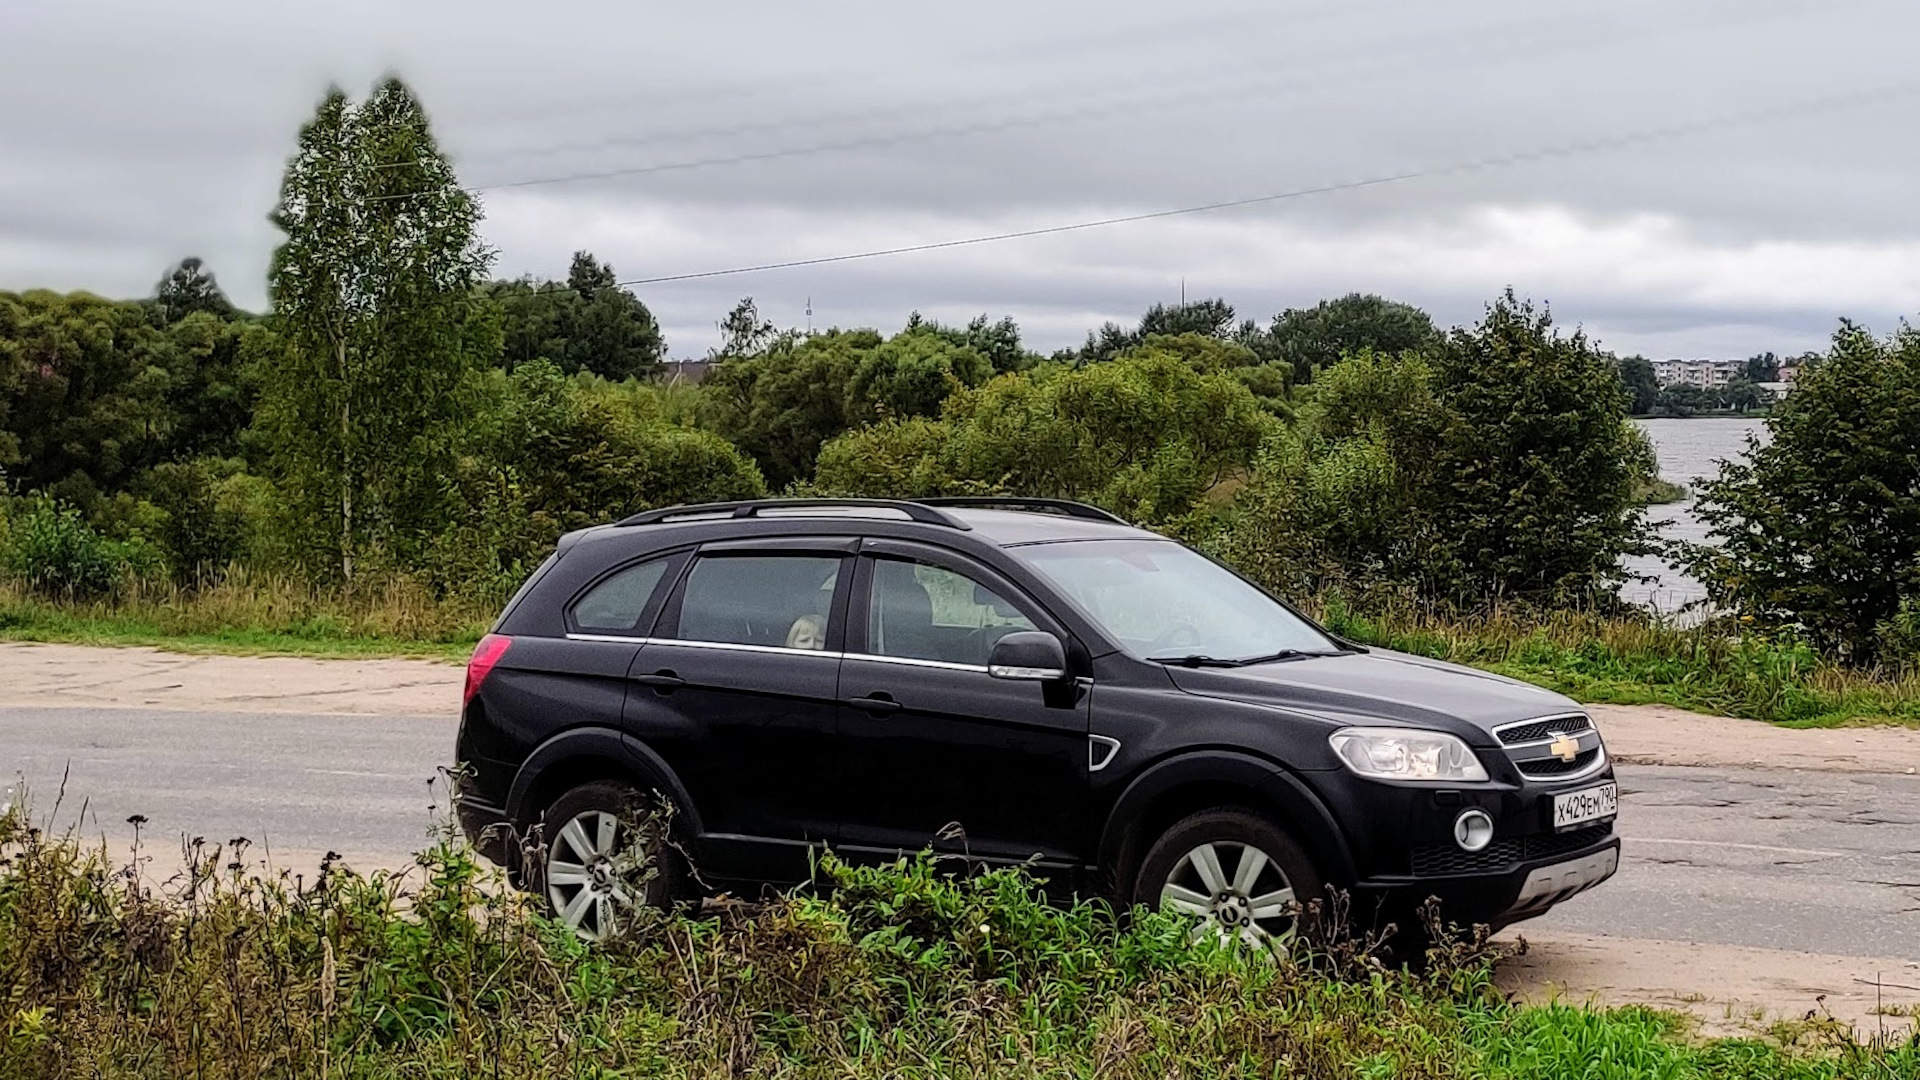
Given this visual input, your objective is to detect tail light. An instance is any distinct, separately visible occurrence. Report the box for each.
[465,634,512,706]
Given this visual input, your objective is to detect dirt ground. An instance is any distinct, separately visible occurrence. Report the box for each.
[4,640,1917,1038]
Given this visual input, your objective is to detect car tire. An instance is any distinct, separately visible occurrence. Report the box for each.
[534,780,688,941]
[1131,807,1325,952]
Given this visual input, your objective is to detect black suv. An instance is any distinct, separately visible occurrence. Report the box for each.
[456,498,1618,944]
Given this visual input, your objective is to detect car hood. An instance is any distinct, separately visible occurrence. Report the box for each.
[1165,648,1582,742]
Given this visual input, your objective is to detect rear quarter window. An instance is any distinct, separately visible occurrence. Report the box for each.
[571,559,673,632]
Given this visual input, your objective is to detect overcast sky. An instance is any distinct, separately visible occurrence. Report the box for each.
[5,0,1919,358]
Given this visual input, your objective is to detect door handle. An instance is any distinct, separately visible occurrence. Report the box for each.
[843,693,902,716]
[634,670,685,693]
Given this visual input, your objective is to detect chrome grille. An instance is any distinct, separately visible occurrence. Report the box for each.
[1497,716,1594,745]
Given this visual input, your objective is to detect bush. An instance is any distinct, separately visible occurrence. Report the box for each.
[813,350,1273,526]
[0,497,163,597]
[136,458,258,580]
[430,362,767,589]
[1688,320,1920,663]
[1225,295,1651,609]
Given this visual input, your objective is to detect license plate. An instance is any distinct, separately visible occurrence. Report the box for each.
[1552,783,1617,830]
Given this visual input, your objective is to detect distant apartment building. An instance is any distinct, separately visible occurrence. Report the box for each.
[1652,358,1745,389]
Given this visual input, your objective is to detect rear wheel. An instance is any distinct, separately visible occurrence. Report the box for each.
[1132,808,1324,953]
[536,781,685,941]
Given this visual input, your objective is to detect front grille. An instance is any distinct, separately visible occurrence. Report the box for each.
[1497,716,1593,745]
[1410,823,1613,876]
[1516,747,1602,778]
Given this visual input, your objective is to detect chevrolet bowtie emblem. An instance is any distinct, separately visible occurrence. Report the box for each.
[1547,733,1579,762]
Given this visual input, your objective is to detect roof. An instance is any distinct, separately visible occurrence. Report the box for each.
[594,498,1159,549]
[940,507,1154,545]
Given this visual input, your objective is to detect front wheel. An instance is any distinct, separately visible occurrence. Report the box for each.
[1132,808,1324,953]
[535,781,685,941]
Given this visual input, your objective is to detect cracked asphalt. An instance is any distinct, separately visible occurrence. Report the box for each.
[6,704,1917,966]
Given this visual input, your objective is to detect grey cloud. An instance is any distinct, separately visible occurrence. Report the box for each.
[4,0,1917,357]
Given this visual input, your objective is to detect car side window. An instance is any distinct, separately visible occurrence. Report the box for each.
[675,555,841,650]
[571,558,672,632]
[867,558,1036,667]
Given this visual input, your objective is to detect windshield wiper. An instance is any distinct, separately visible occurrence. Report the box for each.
[1230,649,1341,665]
[1148,649,1341,668]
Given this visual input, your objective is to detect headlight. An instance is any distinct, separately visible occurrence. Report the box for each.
[1328,727,1489,782]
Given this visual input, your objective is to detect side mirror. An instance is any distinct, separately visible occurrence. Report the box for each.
[988,630,1068,681]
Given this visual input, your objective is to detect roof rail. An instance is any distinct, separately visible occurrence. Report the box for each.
[616,498,971,530]
[915,497,1130,525]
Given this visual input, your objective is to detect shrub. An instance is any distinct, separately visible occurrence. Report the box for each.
[136,458,257,580]
[1688,320,1920,663]
[0,497,163,596]
[812,350,1272,526]
[1226,296,1650,609]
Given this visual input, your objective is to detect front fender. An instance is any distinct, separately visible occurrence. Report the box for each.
[1098,750,1357,886]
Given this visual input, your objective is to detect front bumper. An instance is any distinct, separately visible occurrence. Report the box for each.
[1354,832,1620,929]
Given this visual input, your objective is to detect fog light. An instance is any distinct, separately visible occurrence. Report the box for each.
[1454,809,1495,852]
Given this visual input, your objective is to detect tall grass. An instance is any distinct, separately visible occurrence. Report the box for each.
[0,568,498,659]
[1,796,1911,1079]
[1314,595,1920,727]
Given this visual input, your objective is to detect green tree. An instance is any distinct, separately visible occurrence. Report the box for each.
[441,361,765,581]
[699,329,876,488]
[1228,295,1649,607]
[257,77,494,581]
[713,296,779,360]
[561,252,664,380]
[1687,322,1920,662]
[1617,355,1659,415]
[0,291,177,509]
[848,330,992,422]
[1138,298,1236,339]
[1069,298,1238,363]
[902,312,1035,373]
[815,349,1271,525]
[1267,293,1440,384]
[1423,293,1648,604]
[1744,351,1781,383]
[151,257,237,325]
[487,252,664,380]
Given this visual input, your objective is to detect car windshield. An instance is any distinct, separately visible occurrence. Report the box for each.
[1012,539,1340,663]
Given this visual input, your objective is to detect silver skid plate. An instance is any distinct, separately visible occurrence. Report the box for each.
[1511,845,1619,911]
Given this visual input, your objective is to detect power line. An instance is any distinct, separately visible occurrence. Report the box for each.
[611,79,1920,288]
[455,0,1805,194]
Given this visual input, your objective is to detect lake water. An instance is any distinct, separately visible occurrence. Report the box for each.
[1619,416,1770,614]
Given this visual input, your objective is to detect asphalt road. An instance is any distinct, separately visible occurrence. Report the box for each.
[5,705,1917,961]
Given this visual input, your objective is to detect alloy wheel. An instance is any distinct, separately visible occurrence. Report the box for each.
[545,810,643,942]
[1158,840,1297,951]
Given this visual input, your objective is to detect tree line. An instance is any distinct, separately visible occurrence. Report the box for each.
[1,76,1913,667]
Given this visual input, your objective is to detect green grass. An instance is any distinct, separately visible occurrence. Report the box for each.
[2,796,1911,1079]
[0,571,489,661]
[1314,596,1920,728]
